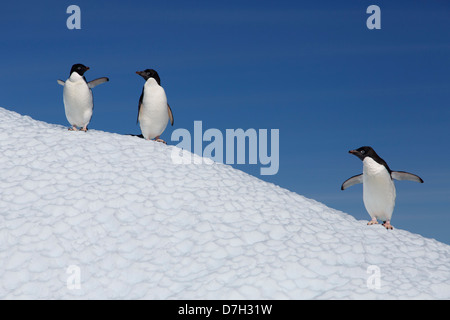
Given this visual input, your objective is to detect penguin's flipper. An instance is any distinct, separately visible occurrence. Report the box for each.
[341,173,363,190]
[57,79,65,86]
[137,88,144,124]
[88,77,109,89]
[391,171,424,183]
[168,104,174,126]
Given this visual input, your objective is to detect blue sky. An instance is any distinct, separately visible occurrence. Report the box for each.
[1,0,449,244]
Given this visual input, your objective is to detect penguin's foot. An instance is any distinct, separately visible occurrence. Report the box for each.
[367,218,378,225]
[382,221,394,230]
[80,126,88,132]
[154,136,167,144]
[68,126,78,131]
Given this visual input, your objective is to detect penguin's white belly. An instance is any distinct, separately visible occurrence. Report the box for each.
[139,86,168,140]
[363,158,396,221]
[63,81,93,127]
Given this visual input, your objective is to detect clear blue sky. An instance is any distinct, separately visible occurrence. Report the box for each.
[1,0,449,244]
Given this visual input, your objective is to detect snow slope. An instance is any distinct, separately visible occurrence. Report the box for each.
[0,106,449,299]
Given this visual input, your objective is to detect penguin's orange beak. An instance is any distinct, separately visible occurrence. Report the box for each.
[349,150,357,154]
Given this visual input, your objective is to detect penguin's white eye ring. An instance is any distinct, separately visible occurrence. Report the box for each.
[361,150,365,154]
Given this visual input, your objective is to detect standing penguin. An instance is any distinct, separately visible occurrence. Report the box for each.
[57,64,109,131]
[136,69,174,143]
[341,146,423,229]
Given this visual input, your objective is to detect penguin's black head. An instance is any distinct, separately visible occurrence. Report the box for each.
[136,69,161,85]
[349,146,392,172]
[70,64,90,76]
[349,146,377,161]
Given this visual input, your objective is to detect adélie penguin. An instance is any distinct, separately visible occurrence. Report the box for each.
[136,69,174,143]
[341,146,423,230]
[57,64,109,131]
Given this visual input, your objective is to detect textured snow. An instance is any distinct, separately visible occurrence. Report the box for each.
[0,106,449,299]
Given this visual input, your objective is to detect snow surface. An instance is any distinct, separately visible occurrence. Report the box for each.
[0,106,449,299]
